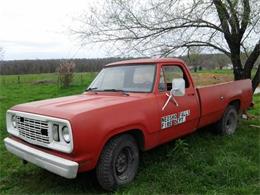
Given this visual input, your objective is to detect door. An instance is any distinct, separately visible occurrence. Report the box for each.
[157,64,200,144]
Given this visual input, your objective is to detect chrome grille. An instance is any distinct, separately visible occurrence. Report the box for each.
[16,116,50,144]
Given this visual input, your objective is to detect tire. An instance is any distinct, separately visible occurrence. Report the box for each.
[214,105,238,135]
[96,134,139,191]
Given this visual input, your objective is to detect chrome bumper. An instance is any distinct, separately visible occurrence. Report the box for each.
[4,137,78,179]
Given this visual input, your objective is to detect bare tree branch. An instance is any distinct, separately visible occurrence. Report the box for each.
[240,0,251,35]
[73,0,260,91]
[213,0,232,38]
[252,64,260,91]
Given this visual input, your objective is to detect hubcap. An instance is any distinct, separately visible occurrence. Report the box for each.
[225,112,236,134]
[115,152,128,174]
[114,147,134,180]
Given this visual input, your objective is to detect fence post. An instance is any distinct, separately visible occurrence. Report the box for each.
[1,77,6,85]
[17,75,20,84]
[81,73,83,85]
[57,73,60,88]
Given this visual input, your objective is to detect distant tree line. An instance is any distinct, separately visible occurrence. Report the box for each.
[0,54,242,75]
[182,53,230,70]
[0,58,124,75]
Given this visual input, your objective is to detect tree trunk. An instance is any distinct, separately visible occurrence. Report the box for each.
[229,42,243,80]
[233,66,243,80]
[230,50,259,93]
[244,40,260,79]
[231,57,243,80]
[252,65,260,92]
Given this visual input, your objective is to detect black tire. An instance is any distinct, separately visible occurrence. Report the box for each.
[214,105,238,135]
[96,134,139,191]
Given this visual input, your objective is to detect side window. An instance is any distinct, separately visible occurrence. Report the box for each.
[159,69,167,91]
[159,65,189,91]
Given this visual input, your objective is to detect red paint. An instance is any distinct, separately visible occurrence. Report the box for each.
[9,58,253,172]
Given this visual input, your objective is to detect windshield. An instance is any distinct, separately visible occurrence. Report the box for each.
[87,64,156,92]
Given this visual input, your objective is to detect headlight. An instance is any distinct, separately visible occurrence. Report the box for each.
[11,115,17,128]
[52,124,60,141]
[62,126,70,143]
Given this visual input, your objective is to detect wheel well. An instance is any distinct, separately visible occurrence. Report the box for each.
[127,129,145,151]
[106,129,145,151]
[229,99,240,112]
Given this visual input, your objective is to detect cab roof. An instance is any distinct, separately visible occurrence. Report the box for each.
[106,58,185,66]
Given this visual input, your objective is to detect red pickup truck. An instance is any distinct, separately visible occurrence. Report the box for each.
[4,58,252,191]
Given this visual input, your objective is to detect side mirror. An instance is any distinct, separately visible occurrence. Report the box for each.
[170,78,185,96]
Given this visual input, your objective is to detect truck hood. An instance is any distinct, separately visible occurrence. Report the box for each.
[11,92,147,120]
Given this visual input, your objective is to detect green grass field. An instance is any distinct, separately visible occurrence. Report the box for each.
[0,72,259,194]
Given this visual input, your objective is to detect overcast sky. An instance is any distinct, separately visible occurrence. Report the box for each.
[0,0,107,60]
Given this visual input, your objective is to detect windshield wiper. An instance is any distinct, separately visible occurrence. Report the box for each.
[103,89,124,92]
[103,89,129,96]
[85,87,98,91]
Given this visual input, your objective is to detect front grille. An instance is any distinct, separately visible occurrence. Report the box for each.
[16,116,50,144]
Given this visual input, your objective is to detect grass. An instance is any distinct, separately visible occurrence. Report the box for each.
[0,72,259,194]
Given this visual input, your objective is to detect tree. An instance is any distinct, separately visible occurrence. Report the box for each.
[0,47,3,61]
[187,46,203,72]
[57,61,75,88]
[74,0,260,92]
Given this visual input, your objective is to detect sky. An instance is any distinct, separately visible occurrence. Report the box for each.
[0,0,106,60]
[1,0,258,61]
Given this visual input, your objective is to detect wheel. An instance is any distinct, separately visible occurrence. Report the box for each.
[215,105,238,135]
[96,134,139,191]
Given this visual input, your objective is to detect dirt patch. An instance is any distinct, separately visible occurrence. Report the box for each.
[191,73,233,86]
[32,80,56,85]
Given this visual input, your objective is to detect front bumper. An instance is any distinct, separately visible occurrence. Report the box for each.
[4,137,79,179]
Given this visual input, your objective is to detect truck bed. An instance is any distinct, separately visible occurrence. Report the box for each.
[196,79,252,128]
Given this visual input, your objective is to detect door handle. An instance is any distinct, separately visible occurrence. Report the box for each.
[187,93,195,96]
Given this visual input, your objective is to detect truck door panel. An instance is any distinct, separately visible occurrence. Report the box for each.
[156,64,200,144]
